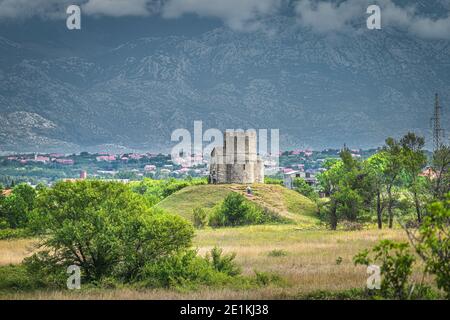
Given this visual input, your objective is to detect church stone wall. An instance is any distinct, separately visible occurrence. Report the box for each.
[209,131,264,184]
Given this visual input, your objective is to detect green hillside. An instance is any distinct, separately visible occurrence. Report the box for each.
[157,184,320,227]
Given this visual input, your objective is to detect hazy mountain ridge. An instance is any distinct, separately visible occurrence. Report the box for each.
[1,16,449,153]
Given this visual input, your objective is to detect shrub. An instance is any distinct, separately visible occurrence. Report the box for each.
[264,177,283,185]
[0,183,36,229]
[209,193,276,227]
[206,247,241,277]
[408,194,450,298]
[193,207,208,229]
[354,240,415,299]
[26,180,194,284]
[140,250,230,288]
[267,249,288,257]
[341,220,363,231]
[254,271,283,286]
[301,287,442,300]
[0,228,31,240]
[293,178,318,201]
[132,178,207,206]
[0,264,41,291]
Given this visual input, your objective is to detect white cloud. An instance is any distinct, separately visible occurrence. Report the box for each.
[82,0,162,17]
[0,0,449,39]
[0,0,72,20]
[294,0,450,40]
[162,0,282,31]
[409,16,450,40]
[295,0,363,33]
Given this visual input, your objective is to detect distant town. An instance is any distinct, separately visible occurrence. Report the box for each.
[0,148,385,188]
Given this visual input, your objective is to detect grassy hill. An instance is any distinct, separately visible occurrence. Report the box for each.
[157,184,320,227]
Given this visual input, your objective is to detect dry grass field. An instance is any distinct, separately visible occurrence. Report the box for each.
[0,225,428,300]
[0,238,36,266]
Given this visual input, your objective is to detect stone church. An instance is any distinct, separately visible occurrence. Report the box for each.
[209,131,264,184]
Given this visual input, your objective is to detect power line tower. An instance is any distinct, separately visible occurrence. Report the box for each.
[431,93,445,152]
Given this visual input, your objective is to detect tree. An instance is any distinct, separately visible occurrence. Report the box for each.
[12,184,36,213]
[354,240,415,299]
[293,177,317,201]
[317,159,343,229]
[0,183,36,229]
[365,153,389,229]
[318,149,371,229]
[405,194,450,298]
[382,138,403,228]
[432,145,450,200]
[400,133,427,223]
[28,180,194,282]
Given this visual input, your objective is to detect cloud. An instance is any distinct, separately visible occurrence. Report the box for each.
[294,0,362,33]
[0,0,163,20]
[162,0,282,31]
[409,16,450,40]
[294,0,450,40]
[0,0,72,20]
[83,0,164,17]
[0,0,449,39]
[0,0,281,31]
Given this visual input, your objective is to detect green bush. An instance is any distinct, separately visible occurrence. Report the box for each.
[193,207,208,229]
[0,228,31,240]
[0,264,41,291]
[132,177,207,206]
[264,177,283,185]
[26,180,194,284]
[209,193,278,227]
[267,249,288,257]
[254,271,283,286]
[0,183,36,229]
[354,240,415,299]
[301,285,443,300]
[413,194,450,298]
[140,250,231,288]
[206,247,241,277]
[293,178,318,201]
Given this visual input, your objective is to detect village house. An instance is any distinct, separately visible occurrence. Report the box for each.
[283,170,317,190]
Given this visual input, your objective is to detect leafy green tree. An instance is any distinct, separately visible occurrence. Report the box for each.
[365,153,389,229]
[293,177,317,201]
[318,149,372,229]
[318,159,343,229]
[12,184,36,213]
[28,180,194,283]
[431,145,450,200]
[354,240,415,299]
[400,133,427,223]
[0,183,36,229]
[406,194,450,298]
[382,138,404,228]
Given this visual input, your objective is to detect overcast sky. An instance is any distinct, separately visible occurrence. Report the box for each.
[0,0,449,40]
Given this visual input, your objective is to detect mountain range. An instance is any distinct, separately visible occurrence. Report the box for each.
[1,14,449,153]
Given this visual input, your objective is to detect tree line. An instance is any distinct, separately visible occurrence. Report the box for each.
[315,132,449,230]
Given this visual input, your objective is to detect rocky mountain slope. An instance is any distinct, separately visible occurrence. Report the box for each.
[1,16,449,153]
